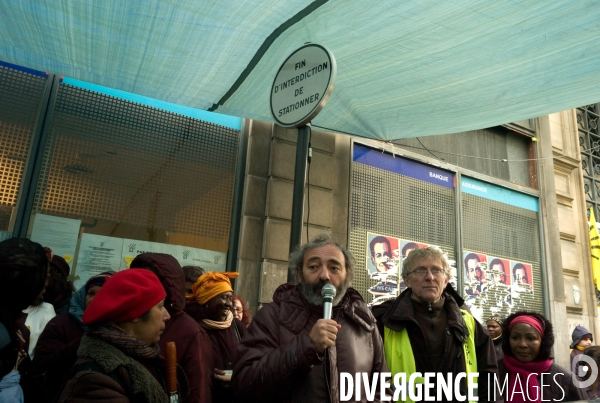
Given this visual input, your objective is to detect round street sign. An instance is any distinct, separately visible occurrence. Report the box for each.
[270,43,336,128]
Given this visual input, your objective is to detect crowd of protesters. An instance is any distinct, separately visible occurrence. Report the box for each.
[0,235,598,402]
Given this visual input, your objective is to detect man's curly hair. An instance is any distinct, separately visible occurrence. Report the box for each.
[289,233,354,283]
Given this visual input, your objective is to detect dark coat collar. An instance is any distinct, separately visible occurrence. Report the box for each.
[272,283,374,334]
[381,285,469,340]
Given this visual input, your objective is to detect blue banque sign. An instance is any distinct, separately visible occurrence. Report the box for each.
[353,144,454,189]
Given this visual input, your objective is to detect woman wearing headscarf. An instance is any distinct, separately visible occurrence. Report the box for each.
[184,271,245,403]
[486,315,504,360]
[498,311,584,402]
[0,237,49,403]
[58,269,173,403]
[34,271,114,402]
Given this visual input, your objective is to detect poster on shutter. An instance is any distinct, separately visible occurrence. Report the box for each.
[369,280,398,305]
[462,251,488,322]
[510,261,534,312]
[463,252,488,298]
[462,252,531,322]
[366,233,400,280]
[367,235,457,305]
[484,256,512,317]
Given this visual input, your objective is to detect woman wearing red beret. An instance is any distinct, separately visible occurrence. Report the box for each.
[58,269,173,403]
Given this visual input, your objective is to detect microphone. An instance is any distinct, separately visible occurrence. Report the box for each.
[321,283,337,320]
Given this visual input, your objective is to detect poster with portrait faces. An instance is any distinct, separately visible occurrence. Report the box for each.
[484,256,512,318]
[399,240,429,259]
[366,233,400,303]
[487,257,511,287]
[366,233,400,278]
[462,250,534,322]
[510,261,534,312]
[510,262,533,292]
[463,252,488,296]
[366,233,457,304]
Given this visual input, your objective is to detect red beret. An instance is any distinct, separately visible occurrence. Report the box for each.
[83,269,166,325]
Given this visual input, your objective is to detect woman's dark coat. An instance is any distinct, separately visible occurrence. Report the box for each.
[184,301,245,403]
[130,253,213,403]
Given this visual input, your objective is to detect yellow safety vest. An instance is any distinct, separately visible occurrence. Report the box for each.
[384,309,477,403]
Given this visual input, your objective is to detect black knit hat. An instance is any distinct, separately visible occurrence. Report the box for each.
[0,238,48,322]
[571,325,593,349]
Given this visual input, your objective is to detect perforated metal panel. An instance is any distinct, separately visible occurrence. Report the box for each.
[31,82,239,250]
[350,153,456,304]
[0,63,48,232]
[461,193,543,319]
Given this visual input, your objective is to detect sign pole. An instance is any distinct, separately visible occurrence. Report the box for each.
[269,43,336,283]
[288,125,311,282]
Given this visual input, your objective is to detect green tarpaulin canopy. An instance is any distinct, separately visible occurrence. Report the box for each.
[2,1,599,139]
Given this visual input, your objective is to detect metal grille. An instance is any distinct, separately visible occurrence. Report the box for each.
[349,159,456,304]
[461,193,543,319]
[0,64,48,231]
[32,83,239,248]
[577,104,600,218]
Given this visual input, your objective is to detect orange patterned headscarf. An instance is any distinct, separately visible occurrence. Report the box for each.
[187,271,239,305]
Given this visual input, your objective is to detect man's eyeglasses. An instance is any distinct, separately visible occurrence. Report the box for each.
[406,268,446,277]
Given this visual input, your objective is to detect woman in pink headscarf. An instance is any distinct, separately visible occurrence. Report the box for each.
[498,311,584,402]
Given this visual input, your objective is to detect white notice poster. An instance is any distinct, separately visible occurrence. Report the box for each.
[190,248,227,272]
[30,214,80,264]
[74,234,124,289]
[121,239,150,270]
[120,239,226,272]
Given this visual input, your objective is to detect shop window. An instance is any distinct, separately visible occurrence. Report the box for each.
[27,81,240,288]
[0,62,49,239]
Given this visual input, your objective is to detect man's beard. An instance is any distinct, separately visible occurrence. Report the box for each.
[298,278,349,306]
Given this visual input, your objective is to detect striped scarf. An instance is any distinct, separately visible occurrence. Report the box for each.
[88,321,160,359]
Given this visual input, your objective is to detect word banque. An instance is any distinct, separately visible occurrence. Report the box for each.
[339,371,586,402]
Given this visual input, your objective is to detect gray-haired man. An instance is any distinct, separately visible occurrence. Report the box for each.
[374,247,498,403]
[232,233,391,403]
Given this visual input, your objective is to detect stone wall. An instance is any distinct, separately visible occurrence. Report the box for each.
[235,121,350,312]
[539,111,599,367]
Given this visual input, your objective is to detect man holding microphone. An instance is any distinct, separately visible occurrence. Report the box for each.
[232,233,390,402]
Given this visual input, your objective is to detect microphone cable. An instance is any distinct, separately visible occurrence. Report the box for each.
[323,348,332,403]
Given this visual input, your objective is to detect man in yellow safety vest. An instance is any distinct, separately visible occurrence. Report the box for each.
[374,247,499,403]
